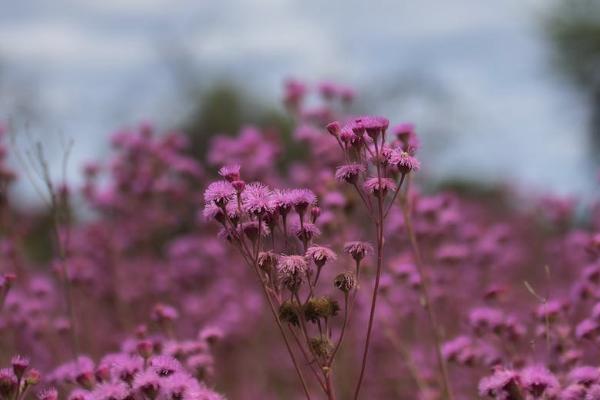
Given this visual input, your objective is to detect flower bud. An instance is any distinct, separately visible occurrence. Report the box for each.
[11,355,29,379]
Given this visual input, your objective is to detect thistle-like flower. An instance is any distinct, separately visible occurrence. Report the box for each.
[277,255,308,292]
[335,164,366,184]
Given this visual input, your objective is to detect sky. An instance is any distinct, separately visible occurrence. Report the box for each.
[0,0,595,206]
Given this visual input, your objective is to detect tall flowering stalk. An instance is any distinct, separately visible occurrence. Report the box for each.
[326,117,423,399]
[204,167,361,399]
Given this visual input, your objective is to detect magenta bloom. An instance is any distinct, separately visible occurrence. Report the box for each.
[335,164,366,184]
[289,189,317,214]
[218,164,241,182]
[242,183,274,216]
[277,255,308,292]
[391,150,420,174]
[306,245,337,268]
[203,181,236,207]
[478,369,521,399]
[520,365,559,398]
[363,177,395,196]
[343,241,374,262]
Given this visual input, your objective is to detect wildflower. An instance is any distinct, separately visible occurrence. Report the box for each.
[576,319,600,340]
[136,340,153,359]
[279,301,300,326]
[203,181,235,207]
[360,116,389,140]
[149,355,183,377]
[293,222,321,242]
[304,297,340,323]
[25,369,41,386]
[560,384,586,400]
[520,365,559,398]
[151,303,179,324]
[587,385,600,400]
[568,366,600,386]
[111,354,143,384]
[478,368,522,399]
[0,368,17,398]
[289,189,317,215]
[335,164,365,184]
[277,255,308,292]
[68,389,91,400]
[306,245,337,268]
[11,355,29,379]
[326,121,341,137]
[198,326,224,345]
[344,241,374,262]
[363,177,395,196]
[38,388,58,400]
[242,183,273,216]
[89,382,130,400]
[391,150,420,175]
[334,271,357,293]
[257,251,278,273]
[218,164,240,182]
[271,189,294,217]
[238,221,270,242]
[442,336,473,363]
[132,370,160,399]
[469,307,506,335]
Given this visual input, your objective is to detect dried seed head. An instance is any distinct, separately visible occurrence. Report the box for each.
[278,300,300,326]
[304,297,340,323]
[334,271,357,293]
[309,336,333,360]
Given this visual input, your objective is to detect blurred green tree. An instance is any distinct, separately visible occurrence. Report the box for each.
[546,0,600,154]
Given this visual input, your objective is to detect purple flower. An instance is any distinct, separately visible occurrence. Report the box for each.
[132,370,160,398]
[0,368,17,398]
[289,189,317,214]
[478,369,521,400]
[38,388,59,400]
[217,164,240,182]
[568,366,600,386]
[277,255,308,292]
[203,181,236,207]
[89,382,130,400]
[520,365,559,398]
[343,241,374,262]
[391,150,420,174]
[149,355,183,377]
[306,246,337,268]
[363,177,395,196]
[242,182,274,216]
[335,164,366,184]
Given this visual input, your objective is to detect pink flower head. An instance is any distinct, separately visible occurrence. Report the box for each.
[289,189,317,215]
[0,368,17,398]
[89,382,129,400]
[576,318,600,340]
[359,116,389,139]
[363,177,396,196]
[151,303,179,323]
[335,164,365,184]
[339,126,364,147]
[292,222,321,242]
[567,366,600,386]
[132,370,160,398]
[478,369,521,399]
[391,150,420,175]
[242,183,274,216]
[203,181,235,207]
[149,355,183,377]
[11,355,29,379]
[344,241,374,262]
[218,165,241,182]
[271,189,294,216]
[326,121,341,137]
[520,365,559,398]
[306,246,337,268]
[37,388,59,400]
[277,255,308,292]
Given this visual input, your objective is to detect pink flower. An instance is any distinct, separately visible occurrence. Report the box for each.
[343,241,373,262]
[391,150,420,174]
[363,177,395,196]
[203,181,236,207]
[335,164,366,184]
[218,165,241,182]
